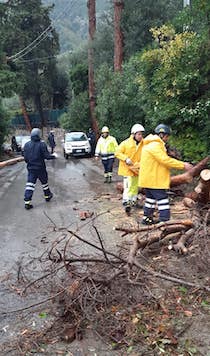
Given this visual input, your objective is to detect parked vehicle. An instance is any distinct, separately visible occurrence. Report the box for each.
[63,132,91,159]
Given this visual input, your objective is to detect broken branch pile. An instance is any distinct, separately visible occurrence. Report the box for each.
[1,208,209,355]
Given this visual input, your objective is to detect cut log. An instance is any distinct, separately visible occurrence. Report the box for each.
[170,156,210,187]
[172,228,194,254]
[194,169,210,203]
[183,197,196,208]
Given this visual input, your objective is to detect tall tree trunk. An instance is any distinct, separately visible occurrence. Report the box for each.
[19,96,32,132]
[34,93,45,128]
[87,0,99,136]
[114,0,124,72]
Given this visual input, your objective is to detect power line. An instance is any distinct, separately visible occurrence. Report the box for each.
[8,0,79,62]
[15,54,67,64]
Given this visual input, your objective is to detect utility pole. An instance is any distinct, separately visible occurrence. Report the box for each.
[114,0,124,72]
[87,0,99,136]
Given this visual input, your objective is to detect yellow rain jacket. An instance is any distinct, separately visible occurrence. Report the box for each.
[95,135,118,157]
[139,134,185,189]
[115,135,143,176]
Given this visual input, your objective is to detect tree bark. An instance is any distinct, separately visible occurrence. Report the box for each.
[19,96,32,132]
[114,0,124,72]
[87,0,99,137]
[34,92,45,128]
[170,156,210,187]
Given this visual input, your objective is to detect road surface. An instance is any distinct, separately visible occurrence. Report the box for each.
[0,153,122,354]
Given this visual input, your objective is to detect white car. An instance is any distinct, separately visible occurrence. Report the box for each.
[63,132,91,159]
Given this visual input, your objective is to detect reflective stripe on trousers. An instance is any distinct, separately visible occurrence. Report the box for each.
[143,188,170,221]
[24,169,52,202]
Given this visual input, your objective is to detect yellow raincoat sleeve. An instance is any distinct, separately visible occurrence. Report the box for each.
[151,144,185,170]
[115,141,127,161]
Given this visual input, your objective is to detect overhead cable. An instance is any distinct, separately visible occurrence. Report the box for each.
[8,0,78,62]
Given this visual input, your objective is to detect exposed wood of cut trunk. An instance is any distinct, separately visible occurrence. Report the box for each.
[194,169,210,203]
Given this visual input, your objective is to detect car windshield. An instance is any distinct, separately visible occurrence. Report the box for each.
[15,136,23,144]
[65,133,87,142]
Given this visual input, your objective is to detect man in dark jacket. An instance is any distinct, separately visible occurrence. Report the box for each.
[87,128,96,156]
[47,130,56,154]
[24,128,56,210]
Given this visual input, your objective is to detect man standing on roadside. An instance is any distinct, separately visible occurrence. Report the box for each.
[139,124,193,224]
[48,130,56,154]
[24,128,56,210]
[95,126,118,183]
[115,124,145,214]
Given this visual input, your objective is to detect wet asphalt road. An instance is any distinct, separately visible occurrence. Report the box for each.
[0,153,118,276]
[0,153,122,352]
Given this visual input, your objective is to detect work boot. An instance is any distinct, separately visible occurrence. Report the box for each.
[123,202,131,214]
[25,203,33,210]
[133,200,143,209]
[141,216,154,225]
[45,193,53,202]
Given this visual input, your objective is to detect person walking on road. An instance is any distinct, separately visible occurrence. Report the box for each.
[95,126,118,183]
[87,128,96,156]
[139,124,193,224]
[115,124,145,214]
[23,128,56,210]
[47,130,56,154]
[11,136,18,152]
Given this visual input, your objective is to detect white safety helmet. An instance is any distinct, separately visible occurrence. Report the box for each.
[131,124,145,134]
[101,126,109,133]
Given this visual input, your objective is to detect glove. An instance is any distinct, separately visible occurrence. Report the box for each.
[52,152,58,158]
[125,158,133,165]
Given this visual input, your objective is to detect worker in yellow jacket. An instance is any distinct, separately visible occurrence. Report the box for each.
[95,126,118,183]
[139,124,193,224]
[115,124,145,213]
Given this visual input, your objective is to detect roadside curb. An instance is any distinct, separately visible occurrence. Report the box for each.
[0,157,24,169]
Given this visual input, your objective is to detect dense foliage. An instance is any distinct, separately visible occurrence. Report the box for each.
[0,0,60,127]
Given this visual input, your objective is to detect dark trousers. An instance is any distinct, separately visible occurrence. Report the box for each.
[102,158,114,177]
[144,188,170,221]
[24,169,51,203]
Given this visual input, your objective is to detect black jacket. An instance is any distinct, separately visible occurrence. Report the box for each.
[24,136,55,171]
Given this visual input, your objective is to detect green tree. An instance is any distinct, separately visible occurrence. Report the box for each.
[122,0,182,58]
[95,61,145,141]
[59,91,90,132]
[137,24,210,160]
[0,0,59,126]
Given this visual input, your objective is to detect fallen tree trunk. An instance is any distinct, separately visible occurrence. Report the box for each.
[114,219,193,234]
[170,156,210,187]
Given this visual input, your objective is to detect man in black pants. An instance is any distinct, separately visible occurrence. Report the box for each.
[23,128,56,210]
